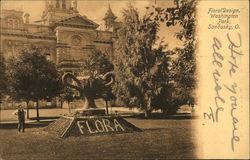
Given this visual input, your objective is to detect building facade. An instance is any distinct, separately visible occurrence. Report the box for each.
[0,0,119,108]
[0,0,118,71]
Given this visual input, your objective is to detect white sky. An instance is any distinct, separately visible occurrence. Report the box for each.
[1,0,183,49]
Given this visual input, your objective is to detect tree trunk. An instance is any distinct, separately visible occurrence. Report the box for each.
[26,101,29,119]
[68,101,71,114]
[36,100,40,122]
[105,100,109,115]
[0,101,2,120]
[111,105,112,115]
[83,95,97,109]
[60,100,63,109]
[144,110,152,118]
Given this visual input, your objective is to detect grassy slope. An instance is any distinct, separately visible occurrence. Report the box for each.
[0,118,197,160]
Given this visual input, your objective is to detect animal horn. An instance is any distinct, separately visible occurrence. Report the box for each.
[62,72,83,98]
[101,72,114,86]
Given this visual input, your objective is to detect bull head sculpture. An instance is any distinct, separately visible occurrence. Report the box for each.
[62,72,115,109]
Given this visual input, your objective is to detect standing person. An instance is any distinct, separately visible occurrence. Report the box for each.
[13,104,26,132]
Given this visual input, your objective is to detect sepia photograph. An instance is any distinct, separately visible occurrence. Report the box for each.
[0,0,248,159]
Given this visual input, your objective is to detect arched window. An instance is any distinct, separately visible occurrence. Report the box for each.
[7,40,12,48]
[7,19,13,29]
[44,48,51,61]
[45,53,51,61]
[6,41,14,57]
[62,0,66,9]
[14,19,19,29]
[0,52,4,63]
[6,20,10,28]
[56,0,60,8]
[6,18,20,29]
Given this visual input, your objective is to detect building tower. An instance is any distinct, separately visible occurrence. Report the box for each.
[103,4,117,30]
[41,0,79,25]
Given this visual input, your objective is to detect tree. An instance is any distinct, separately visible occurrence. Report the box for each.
[150,0,197,112]
[112,5,175,117]
[80,49,114,77]
[5,47,61,121]
[0,53,7,106]
[79,49,115,113]
[58,87,74,113]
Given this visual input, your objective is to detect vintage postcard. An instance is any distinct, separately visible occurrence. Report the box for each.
[0,0,249,159]
[196,0,249,158]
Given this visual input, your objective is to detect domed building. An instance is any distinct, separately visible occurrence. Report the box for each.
[0,0,119,72]
[0,0,120,108]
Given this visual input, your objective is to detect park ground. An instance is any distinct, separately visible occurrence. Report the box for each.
[0,107,198,160]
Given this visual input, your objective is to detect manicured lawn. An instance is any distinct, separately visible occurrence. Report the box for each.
[0,117,197,159]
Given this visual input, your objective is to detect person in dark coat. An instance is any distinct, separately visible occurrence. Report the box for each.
[13,104,26,132]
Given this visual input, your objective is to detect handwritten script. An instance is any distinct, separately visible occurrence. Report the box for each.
[204,33,242,152]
